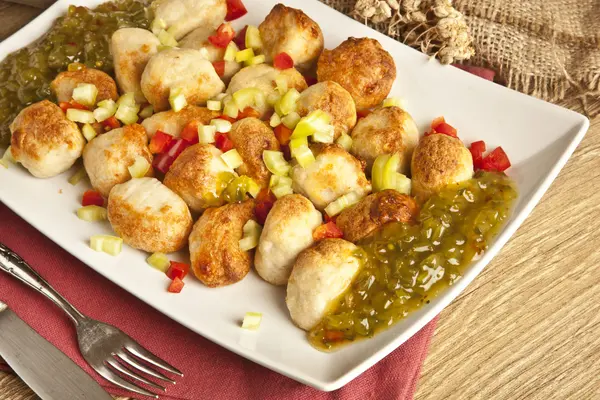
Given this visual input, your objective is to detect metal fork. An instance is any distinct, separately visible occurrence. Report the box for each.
[0,243,183,398]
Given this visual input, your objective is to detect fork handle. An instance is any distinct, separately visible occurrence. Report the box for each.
[0,243,86,326]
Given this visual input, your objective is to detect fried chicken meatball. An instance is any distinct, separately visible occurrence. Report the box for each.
[151,0,226,40]
[350,106,419,173]
[189,200,255,287]
[255,194,322,285]
[107,177,192,253]
[9,100,84,178]
[228,118,279,188]
[286,239,362,330]
[141,106,219,139]
[291,144,371,210]
[141,48,225,111]
[317,37,396,109]
[179,25,241,82]
[50,68,118,104]
[296,81,356,140]
[111,28,160,103]
[163,144,234,212]
[83,124,153,197]
[411,133,474,200]
[258,4,324,71]
[227,64,307,118]
[336,190,419,243]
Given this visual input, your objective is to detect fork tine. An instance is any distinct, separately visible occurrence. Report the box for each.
[125,344,183,376]
[96,365,159,398]
[116,351,176,384]
[107,358,166,391]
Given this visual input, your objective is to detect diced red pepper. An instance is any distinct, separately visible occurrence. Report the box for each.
[215,133,234,152]
[59,100,89,113]
[429,116,458,138]
[101,116,121,130]
[303,74,317,86]
[225,0,248,21]
[82,190,104,207]
[357,109,371,119]
[217,114,237,123]
[469,140,486,170]
[212,61,226,78]
[323,330,345,342]
[238,107,260,119]
[274,124,293,146]
[254,188,276,225]
[233,25,248,49]
[180,121,200,144]
[167,277,185,293]
[166,261,190,280]
[273,52,294,70]
[313,221,344,241]
[149,131,174,154]
[480,146,511,172]
[209,23,235,48]
[166,138,190,159]
[152,152,175,174]
[324,214,338,224]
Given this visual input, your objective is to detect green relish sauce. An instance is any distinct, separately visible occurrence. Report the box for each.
[0,0,151,146]
[309,171,517,350]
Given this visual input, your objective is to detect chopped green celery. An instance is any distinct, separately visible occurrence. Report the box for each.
[282,112,301,129]
[241,312,262,330]
[93,107,113,123]
[66,109,96,124]
[270,174,292,188]
[221,149,243,169]
[68,166,87,185]
[90,234,123,256]
[157,45,174,52]
[151,18,167,35]
[128,156,150,179]
[210,118,232,133]
[289,136,308,155]
[146,252,170,272]
[72,83,98,107]
[394,173,411,195]
[269,113,281,127]
[223,98,239,119]
[243,219,263,237]
[139,104,154,119]
[263,150,291,176]
[223,42,239,62]
[77,205,107,222]
[267,92,281,106]
[235,48,255,63]
[82,123,97,141]
[324,191,364,216]
[275,75,288,95]
[233,87,263,111]
[169,87,187,112]
[291,110,332,139]
[207,100,222,111]
[97,99,118,113]
[382,97,406,109]
[0,146,15,169]
[246,55,265,66]
[157,29,178,47]
[312,125,335,143]
[116,93,136,108]
[246,177,261,198]
[213,93,228,101]
[272,182,293,198]
[239,235,259,251]
[293,145,315,168]
[382,153,401,189]
[371,154,391,192]
[115,104,140,125]
[336,133,353,151]
[276,88,300,116]
[198,124,216,144]
[245,25,263,50]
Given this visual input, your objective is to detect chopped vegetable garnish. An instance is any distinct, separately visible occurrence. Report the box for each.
[102,116,121,130]
[223,97,239,119]
[157,29,178,47]
[245,25,262,50]
[149,131,173,154]
[270,113,281,128]
[382,97,406,109]
[167,277,185,293]
[215,133,234,152]
[179,121,199,144]
[93,107,113,123]
[207,100,222,111]
[152,152,175,174]
[212,60,226,78]
[211,118,233,133]
[223,42,240,62]
[166,138,190,158]
[114,95,140,125]
[82,190,104,207]
[146,252,171,273]
[273,52,294,70]
[275,88,300,116]
[428,116,458,138]
[274,124,293,146]
[81,123,97,141]
[221,149,243,169]
[313,221,344,240]
[241,312,262,330]
[235,48,255,63]
[357,109,371,119]
[166,261,190,280]
[169,87,187,112]
[116,93,136,108]
[324,191,364,216]
[291,110,332,139]
[239,219,262,251]
[336,133,353,151]
[275,74,288,95]
[481,146,511,172]
[68,166,87,185]
[469,140,486,169]
[209,23,235,48]
[254,188,276,225]
[139,104,154,119]
[233,25,248,49]
[289,136,308,155]
[128,156,151,179]
[269,174,292,189]
[198,124,217,144]
[246,54,266,66]
[66,108,95,124]
[151,18,167,35]
[77,205,107,222]
[90,235,123,256]
[394,173,412,195]
[293,144,315,168]
[312,125,335,144]
[282,112,301,130]
[225,0,248,21]
[271,183,293,198]
[233,87,265,112]
[263,150,291,176]
[245,177,261,198]
[238,107,261,119]
[59,100,89,113]
[372,153,403,192]
[72,83,98,107]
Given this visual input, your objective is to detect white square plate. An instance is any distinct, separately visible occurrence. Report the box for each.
[0,0,589,391]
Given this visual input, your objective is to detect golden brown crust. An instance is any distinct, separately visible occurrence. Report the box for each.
[228,118,279,188]
[142,105,220,138]
[296,81,356,139]
[411,133,474,199]
[336,190,419,243]
[316,37,396,109]
[10,100,81,161]
[50,68,118,103]
[190,200,255,287]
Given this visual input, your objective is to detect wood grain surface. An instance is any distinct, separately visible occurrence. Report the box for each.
[0,2,598,399]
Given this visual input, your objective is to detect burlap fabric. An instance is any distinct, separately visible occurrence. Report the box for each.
[321,0,600,117]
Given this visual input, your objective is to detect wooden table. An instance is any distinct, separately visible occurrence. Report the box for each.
[0,2,599,399]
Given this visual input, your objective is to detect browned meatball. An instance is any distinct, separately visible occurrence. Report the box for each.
[228,118,280,188]
[317,37,396,109]
[50,68,118,104]
[336,190,419,243]
[189,200,255,287]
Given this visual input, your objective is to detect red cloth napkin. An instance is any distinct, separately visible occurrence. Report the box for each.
[0,204,437,399]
